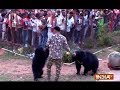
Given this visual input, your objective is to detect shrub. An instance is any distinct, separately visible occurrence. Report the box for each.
[97,23,113,47]
[84,38,94,49]
[116,47,120,52]
[113,31,120,36]
[98,35,113,47]
[63,52,73,63]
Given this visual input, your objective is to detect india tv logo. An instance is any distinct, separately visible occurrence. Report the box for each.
[94,74,114,80]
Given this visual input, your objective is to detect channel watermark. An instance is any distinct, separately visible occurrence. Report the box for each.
[94,74,114,80]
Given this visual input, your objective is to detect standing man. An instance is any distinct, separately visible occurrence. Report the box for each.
[21,12,29,47]
[39,12,48,48]
[83,10,89,41]
[74,13,83,45]
[66,12,74,42]
[0,12,3,40]
[16,11,23,45]
[47,11,57,42]
[46,26,70,81]
[31,14,40,49]
[56,10,66,36]
[8,11,18,44]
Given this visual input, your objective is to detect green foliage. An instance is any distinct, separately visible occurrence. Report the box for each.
[97,23,113,47]
[112,31,120,36]
[116,47,120,52]
[100,35,112,46]
[63,52,73,63]
[97,23,108,38]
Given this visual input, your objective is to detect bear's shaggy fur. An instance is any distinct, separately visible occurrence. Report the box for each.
[72,50,99,76]
[32,47,49,81]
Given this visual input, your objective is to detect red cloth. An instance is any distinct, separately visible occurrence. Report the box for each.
[109,12,115,32]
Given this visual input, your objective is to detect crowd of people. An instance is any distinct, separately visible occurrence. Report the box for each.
[0,9,120,81]
[0,9,120,49]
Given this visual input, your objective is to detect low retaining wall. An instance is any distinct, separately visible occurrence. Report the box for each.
[1,44,119,65]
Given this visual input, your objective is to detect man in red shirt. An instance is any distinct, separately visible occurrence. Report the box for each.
[21,12,30,47]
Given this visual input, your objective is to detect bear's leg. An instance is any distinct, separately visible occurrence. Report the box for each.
[33,72,39,81]
[38,63,44,78]
[75,61,81,75]
[38,70,43,78]
[32,64,39,81]
[83,68,88,76]
[91,68,97,76]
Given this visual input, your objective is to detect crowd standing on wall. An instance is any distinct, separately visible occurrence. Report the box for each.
[0,9,120,50]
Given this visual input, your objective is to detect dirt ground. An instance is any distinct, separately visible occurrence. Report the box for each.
[0,59,106,81]
[0,47,120,81]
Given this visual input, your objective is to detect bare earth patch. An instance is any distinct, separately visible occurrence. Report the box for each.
[0,58,114,81]
[0,47,120,81]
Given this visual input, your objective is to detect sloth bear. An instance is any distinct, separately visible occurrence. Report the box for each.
[32,47,49,81]
[72,50,99,76]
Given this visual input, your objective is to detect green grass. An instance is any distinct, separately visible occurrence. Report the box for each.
[0,75,11,81]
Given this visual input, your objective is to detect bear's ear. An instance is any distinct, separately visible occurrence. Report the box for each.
[77,51,86,58]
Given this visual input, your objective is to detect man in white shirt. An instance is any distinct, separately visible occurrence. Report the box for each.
[0,13,2,39]
[47,11,56,42]
[36,14,43,47]
[27,13,33,46]
[47,11,53,41]
[56,10,62,27]
[16,13,23,44]
[2,15,7,41]
[31,14,42,49]
[66,12,74,41]
[74,11,83,44]
[0,13,2,22]
[83,10,89,40]
[8,11,18,44]
[56,10,66,35]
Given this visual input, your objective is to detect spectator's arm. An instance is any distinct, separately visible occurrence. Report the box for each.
[72,17,75,28]
[29,20,33,27]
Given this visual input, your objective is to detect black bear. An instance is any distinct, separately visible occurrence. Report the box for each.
[72,50,99,76]
[32,47,49,81]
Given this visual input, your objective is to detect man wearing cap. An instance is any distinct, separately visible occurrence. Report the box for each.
[46,26,70,81]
